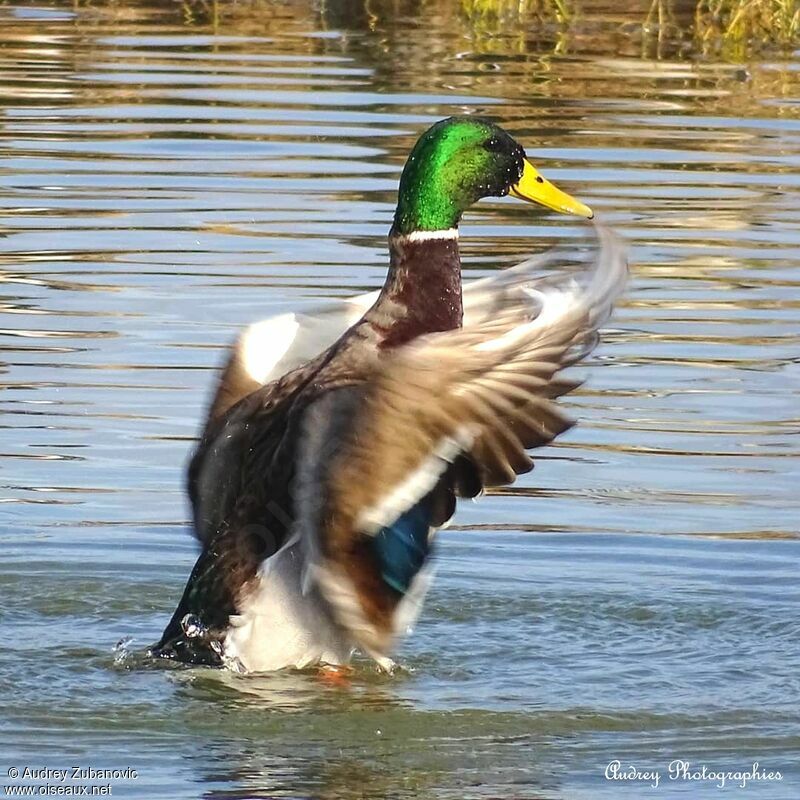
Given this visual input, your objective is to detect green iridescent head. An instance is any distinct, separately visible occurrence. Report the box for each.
[392,116,592,236]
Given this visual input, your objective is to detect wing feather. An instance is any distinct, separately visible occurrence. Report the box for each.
[304,224,627,655]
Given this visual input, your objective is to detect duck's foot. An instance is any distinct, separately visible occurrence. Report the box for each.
[316,664,354,688]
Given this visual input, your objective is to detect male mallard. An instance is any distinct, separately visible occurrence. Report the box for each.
[150,117,626,673]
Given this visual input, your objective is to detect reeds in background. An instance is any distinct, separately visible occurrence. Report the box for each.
[695,0,800,55]
[457,0,800,57]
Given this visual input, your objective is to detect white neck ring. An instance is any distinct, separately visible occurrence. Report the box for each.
[391,228,459,244]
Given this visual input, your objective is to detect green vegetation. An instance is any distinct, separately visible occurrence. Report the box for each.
[457,0,800,57]
[167,0,800,60]
[694,0,800,53]
[461,0,572,24]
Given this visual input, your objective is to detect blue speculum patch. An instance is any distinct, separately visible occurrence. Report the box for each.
[372,501,431,594]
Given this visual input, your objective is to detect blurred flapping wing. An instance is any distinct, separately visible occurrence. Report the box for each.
[305,224,628,656]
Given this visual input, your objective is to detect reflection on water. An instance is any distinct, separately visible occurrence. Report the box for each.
[1,0,799,798]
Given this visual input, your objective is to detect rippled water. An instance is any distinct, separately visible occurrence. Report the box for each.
[2,0,799,797]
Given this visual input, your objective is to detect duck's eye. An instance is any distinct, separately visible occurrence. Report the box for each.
[483,137,504,153]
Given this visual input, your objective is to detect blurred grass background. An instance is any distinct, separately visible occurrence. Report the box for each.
[454,0,799,57]
[164,0,800,59]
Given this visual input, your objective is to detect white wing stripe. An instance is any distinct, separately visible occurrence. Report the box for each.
[356,426,477,533]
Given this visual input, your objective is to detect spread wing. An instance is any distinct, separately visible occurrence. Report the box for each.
[299,224,627,658]
[206,298,376,422]
[202,249,578,422]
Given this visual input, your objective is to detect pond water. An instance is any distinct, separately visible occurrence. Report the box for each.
[1,0,799,797]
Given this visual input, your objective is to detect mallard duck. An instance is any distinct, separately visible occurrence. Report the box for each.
[150,117,626,673]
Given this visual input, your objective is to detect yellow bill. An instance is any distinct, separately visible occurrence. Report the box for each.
[509,159,593,219]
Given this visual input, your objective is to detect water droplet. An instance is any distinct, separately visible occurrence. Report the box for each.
[113,637,133,666]
[181,613,208,640]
